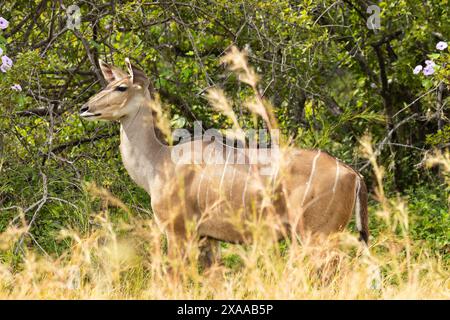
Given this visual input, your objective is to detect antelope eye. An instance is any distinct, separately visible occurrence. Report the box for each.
[115,85,128,92]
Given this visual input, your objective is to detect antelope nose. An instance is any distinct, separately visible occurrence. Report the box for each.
[80,105,89,114]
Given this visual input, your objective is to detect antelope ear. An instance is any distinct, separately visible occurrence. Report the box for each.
[98,59,127,83]
[125,57,150,88]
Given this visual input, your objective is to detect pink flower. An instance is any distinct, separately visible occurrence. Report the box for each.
[423,65,435,76]
[436,41,448,51]
[11,84,22,91]
[1,55,12,67]
[413,65,422,75]
[0,17,8,30]
[0,64,9,72]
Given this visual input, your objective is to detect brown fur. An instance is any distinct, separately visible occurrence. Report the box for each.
[80,59,370,265]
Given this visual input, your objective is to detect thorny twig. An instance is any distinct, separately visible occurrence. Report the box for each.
[14,171,49,255]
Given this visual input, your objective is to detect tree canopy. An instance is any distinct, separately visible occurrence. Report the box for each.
[0,1,448,256]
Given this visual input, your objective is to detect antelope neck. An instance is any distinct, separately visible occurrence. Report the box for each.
[119,102,170,193]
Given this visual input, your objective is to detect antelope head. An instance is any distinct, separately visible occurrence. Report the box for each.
[80,58,151,121]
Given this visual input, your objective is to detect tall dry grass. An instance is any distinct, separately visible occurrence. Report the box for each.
[0,154,449,299]
[0,161,448,299]
[0,47,448,299]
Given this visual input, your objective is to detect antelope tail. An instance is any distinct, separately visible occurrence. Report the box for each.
[354,177,369,245]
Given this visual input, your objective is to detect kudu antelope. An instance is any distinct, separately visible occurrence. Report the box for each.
[80,58,369,266]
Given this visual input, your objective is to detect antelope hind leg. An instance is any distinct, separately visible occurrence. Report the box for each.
[198,237,220,269]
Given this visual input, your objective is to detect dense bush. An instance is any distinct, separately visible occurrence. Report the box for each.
[0,1,448,296]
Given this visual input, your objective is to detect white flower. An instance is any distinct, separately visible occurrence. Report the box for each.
[11,84,22,91]
[0,63,9,73]
[423,65,435,76]
[1,55,12,67]
[0,17,8,30]
[436,41,448,51]
[413,65,423,75]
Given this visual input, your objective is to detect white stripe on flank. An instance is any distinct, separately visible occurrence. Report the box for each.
[197,151,212,210]
[270,160,280,194]
[325,159,340,214]
[205,176,210,209]
[355,178,362,231]
[219,149,232,192]
[242,164,252,209]
[196,168,205,211]
[332,159,340,193]
[301,151,321,207]
[229,165,237,200]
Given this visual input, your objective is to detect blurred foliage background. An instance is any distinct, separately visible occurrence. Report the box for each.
[0,0,448,259]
